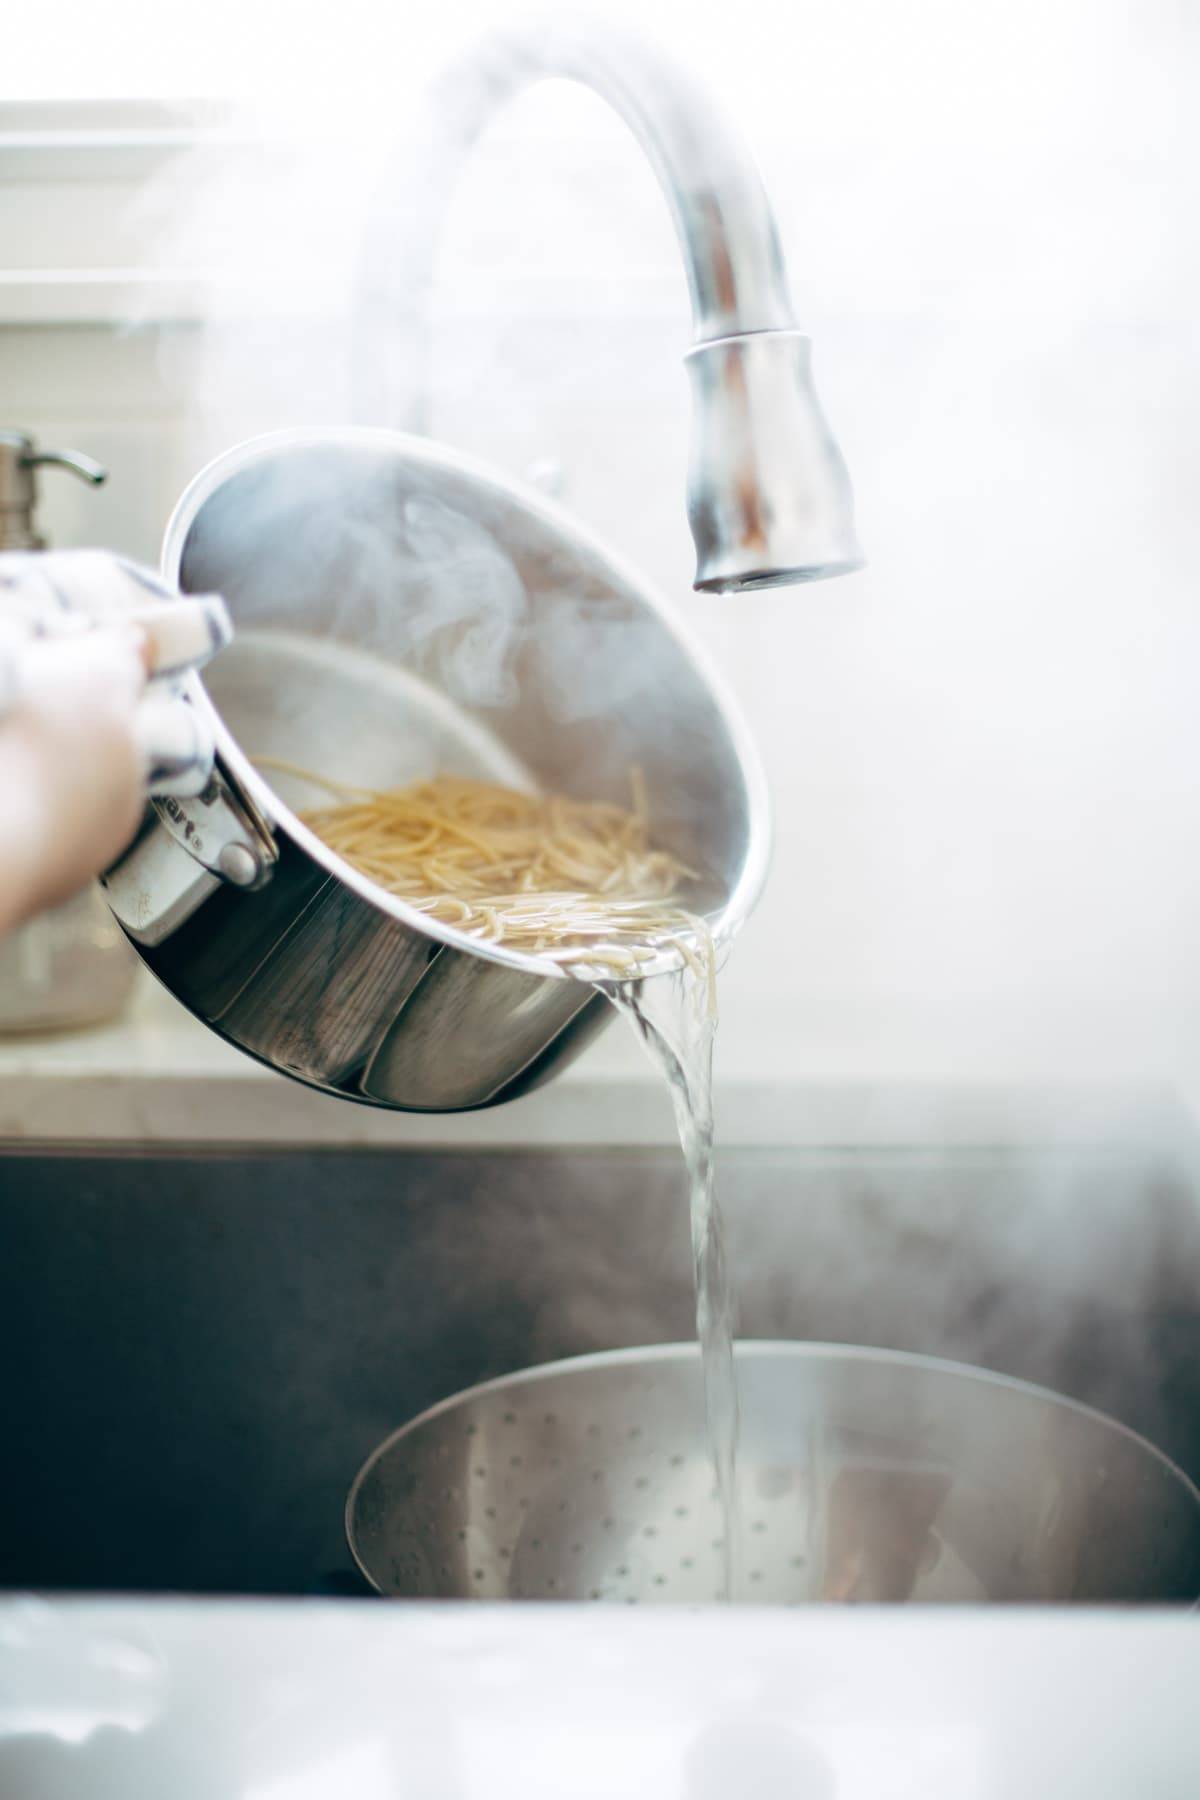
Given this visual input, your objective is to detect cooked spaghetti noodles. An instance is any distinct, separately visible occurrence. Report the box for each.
[254,756,714,987]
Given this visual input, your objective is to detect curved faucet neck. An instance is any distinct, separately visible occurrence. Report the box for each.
[354,18,796,435]
[354,16,862,593]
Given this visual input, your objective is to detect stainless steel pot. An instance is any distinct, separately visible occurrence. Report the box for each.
[102,429,769,1111]
[347,1342,1200,1604]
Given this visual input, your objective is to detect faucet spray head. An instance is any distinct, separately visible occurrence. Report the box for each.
[685,330,863,593]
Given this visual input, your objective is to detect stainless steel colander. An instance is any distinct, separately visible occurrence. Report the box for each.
[347,1343,1200,1605]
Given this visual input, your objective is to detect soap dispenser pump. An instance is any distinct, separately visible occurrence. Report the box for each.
[0,431,108,551]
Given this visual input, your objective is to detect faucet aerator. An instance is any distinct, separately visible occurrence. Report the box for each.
[685,330,863,595]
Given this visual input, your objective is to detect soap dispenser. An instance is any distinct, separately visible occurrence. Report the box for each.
[0,432,139,1033]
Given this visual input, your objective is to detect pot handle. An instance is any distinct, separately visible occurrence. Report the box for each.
[152,756,278,890]
[103,752,279,947]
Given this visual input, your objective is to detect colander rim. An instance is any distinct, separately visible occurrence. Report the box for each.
[345,1338,1200,1592]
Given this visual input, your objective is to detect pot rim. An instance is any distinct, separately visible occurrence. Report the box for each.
[163,425,773,985]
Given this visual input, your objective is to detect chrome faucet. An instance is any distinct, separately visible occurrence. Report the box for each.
[354,17,862,593]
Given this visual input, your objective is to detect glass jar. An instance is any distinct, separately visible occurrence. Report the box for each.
[0,883,137,1033]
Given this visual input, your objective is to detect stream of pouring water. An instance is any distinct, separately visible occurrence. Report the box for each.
[602,950,741,1601]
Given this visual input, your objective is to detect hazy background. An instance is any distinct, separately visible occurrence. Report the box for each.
[7,0,1200,1112]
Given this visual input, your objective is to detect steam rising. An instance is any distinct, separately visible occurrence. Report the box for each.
[136,1,1200,1414]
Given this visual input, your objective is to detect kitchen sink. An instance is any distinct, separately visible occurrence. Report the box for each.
[2,1138,1199,1597]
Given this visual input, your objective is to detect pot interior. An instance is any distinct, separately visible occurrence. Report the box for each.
[172,432,767,941]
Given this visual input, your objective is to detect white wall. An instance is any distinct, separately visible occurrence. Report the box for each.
[5,0,1200,1104]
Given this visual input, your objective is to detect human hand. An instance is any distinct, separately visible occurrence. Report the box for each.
[0,624,151,926]
[0,551,232,934]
